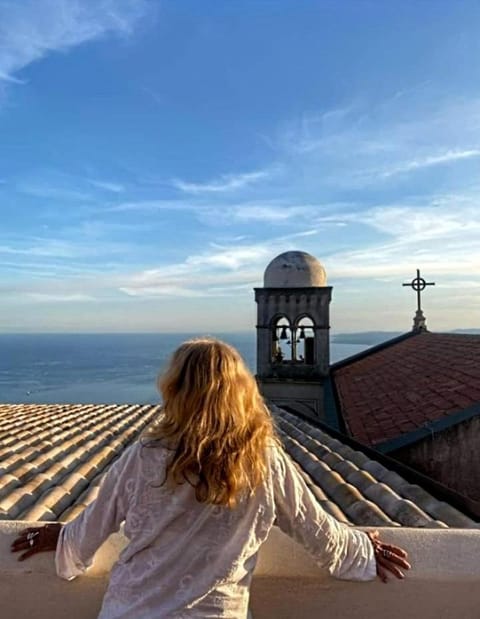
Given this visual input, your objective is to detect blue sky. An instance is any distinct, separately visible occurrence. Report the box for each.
[1,0,480,333]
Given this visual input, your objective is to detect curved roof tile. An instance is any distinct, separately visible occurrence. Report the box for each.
[0,402,477,529]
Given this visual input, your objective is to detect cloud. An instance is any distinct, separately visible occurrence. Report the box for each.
[353,203,480,242]
[185,244,272,270]
[107,199,193,212]
[17,179,93,201]
[0,0,149,84]
[16,170,129,202]
[381,149,480,178]
[273,96,480,192]
[230,204,315,223]
[323,201,480,280]
[0,240,79,258]
[16,170,128,201]
[88,179,125,193]
[172,169,271,194]
[0,232,136,262]
[0,72,25,85]
[26,292,95,302]
[117,228,325,299]
[106,197,347,232]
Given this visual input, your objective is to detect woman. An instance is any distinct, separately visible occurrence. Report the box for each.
[11,338,410,618]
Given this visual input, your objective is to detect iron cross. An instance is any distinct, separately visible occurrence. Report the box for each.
[402,269,435,312]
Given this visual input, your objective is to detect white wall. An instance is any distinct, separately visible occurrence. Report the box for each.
[2,521,480,619]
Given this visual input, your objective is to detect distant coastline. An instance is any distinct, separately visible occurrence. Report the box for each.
[332,329,480,346]
[332,331,403,346]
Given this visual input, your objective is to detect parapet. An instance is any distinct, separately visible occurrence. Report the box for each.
[2,521,480,619]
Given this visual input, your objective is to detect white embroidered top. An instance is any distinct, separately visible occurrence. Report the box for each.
[56,440,377,619]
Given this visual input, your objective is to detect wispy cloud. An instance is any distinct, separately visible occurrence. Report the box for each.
[17,171,124,201]
[172,169,272,194]
[185,243,272,270]
[26,292,95,303]
[17,179,92,201]
[118,229,324,298]
[0,240,79,259]
[107,199,193,212]
[106,197,346,230]
[88,179,125,193]
[230,204,315,223]
[0,232,136,261]
[323,200,480,280]
[273,96,480,192]
[381,149,480,178]
[0,0,149,85]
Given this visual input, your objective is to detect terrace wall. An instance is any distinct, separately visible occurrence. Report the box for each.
[2,522,480,618]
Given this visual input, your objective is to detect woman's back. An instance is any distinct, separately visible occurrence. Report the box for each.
[56,438,375,619]
[107,441,274,618]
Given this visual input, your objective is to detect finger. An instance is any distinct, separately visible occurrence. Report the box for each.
[379,543,409,558]
[11,541,31,552]
[11,534,38,547]
[376,564,389,583]
[384,554,411,570]
[377,557,406,579]
[11,535,34,548]
[378,549,411,569]
[11,532,30,542]
[18,548,39,562]
[18,545,54,561]
[19,527,41,536]
[12,531,40,547]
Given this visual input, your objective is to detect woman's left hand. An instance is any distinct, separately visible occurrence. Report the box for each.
[10,523,62,561]
[367,530,411,583]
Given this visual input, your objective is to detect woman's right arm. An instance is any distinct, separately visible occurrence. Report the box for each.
[271,444,410,581]
[55,443,138,580]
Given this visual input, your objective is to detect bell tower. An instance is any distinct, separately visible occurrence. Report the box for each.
[254,251,332,419]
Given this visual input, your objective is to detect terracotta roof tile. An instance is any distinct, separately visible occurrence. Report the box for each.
[273,407,477,528]
[0,403,160,521]
[1,402,477,528]
[333,332,480,446]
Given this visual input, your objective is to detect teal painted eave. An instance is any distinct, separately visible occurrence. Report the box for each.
[323,375,342,431]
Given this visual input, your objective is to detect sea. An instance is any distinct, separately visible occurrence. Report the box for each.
[0,333,369,405]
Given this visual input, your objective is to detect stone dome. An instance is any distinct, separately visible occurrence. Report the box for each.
[263,251,327,287]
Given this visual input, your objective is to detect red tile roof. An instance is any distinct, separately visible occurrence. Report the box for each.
[1,402,477,527]
[332,332,480,447]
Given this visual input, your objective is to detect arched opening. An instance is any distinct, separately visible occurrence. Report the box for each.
[294,316,315,364]
[271,316,292,363]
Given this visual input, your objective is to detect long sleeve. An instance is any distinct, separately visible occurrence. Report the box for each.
[271,444,377,581]
[55,444,135,580]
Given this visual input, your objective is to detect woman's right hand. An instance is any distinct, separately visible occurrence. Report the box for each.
[10,523,62,562]
[367,530,411,583]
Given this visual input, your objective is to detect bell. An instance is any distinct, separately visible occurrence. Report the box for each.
[280,326,288,340]
[299,327,305,339]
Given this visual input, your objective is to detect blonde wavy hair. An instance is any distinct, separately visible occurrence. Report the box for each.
[144,338,276,507]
